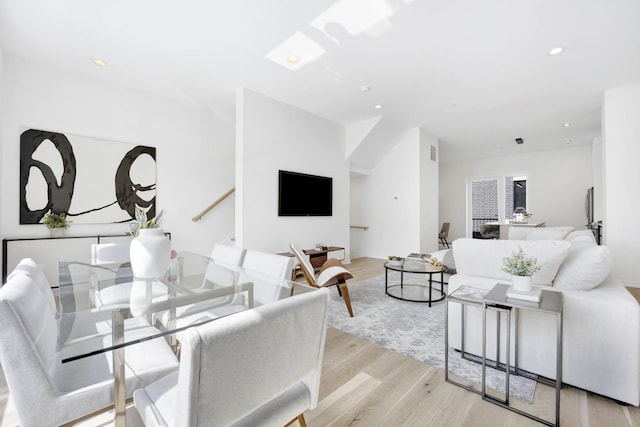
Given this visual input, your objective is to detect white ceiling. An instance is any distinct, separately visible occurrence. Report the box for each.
[1,0,639,162]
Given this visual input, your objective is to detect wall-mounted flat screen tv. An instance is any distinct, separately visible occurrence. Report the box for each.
[278,170,332,216]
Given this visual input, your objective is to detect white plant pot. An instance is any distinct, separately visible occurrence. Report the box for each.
[512,275,533,292]
[130,228,170,279]
[49,228,65,238]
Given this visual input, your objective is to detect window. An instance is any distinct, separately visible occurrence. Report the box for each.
[468,175,527,238]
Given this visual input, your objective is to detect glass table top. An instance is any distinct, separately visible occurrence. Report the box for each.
[56,251,286,362]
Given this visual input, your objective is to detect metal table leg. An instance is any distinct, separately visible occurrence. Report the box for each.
[112,310,126,427]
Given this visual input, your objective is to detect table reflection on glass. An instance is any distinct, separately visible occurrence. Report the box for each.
[57,251,262,427]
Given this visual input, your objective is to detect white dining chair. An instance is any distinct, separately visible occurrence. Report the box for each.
[0,259,179,427]
[133,288,331,427]
[91,241,166,309]
[166,249,295,330]
[239,249,295,304]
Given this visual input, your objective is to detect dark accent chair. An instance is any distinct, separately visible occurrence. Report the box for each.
[439,222,451,248]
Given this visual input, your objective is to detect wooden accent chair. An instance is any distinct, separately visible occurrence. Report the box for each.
[290,243,355,317]
[439,222,451,248]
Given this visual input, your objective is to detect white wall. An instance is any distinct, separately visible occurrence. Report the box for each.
[592,137,604,223]
[603,83,640,285]
[349,128,440,259]
[440,145,593,242]
[0,50,4,243]
[419,128,440,254]
[0,55,236,257]
[236,88,349,256]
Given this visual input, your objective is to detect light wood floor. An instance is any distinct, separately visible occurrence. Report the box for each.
[304,257,640,427]
[2,257,639,426]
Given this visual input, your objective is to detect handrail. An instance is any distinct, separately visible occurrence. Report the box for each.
[350,225,369,231]
[192,187,235,222]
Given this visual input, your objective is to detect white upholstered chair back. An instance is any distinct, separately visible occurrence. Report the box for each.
[134,288,331,427]
[7,257,58,315]
[0,259,179,426]
[203,244,246,287]
[91,242,131,265]
[210,244,246,268]
[239,250,295,304]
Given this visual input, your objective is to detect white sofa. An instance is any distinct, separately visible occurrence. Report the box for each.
[447,232,640,405]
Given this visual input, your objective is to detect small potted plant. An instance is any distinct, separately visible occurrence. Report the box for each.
[129,206,165,237]
[42,212,71,237]
[501,246,540,291]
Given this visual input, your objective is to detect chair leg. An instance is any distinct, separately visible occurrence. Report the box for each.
[338,280,354,317]
[284,414,306,427]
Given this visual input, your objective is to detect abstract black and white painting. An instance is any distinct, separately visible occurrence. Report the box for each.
[20,128,157,224]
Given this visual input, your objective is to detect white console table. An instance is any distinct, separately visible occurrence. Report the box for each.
[2,233,170,287]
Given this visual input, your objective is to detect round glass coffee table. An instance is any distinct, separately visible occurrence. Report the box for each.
[384,260,446,306]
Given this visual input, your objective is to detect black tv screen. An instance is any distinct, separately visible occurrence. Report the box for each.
[278,170,332,216]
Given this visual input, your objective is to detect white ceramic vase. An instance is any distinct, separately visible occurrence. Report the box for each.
[130,228,170,279]
[512,275,533,292]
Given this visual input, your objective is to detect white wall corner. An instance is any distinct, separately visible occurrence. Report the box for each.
[345,115,382,158]
[419,128,439,253]
[602,83,640,283]
[235,86,245,248]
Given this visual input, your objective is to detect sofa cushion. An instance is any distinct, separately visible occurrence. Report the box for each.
[565,229,597,244]
[526,228,571,241]
[452,238,570,286]
[507,226,573,240]
[553,242,614,290]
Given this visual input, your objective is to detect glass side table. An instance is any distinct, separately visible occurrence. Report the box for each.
[482,283,563,427]
[445,285,507,394]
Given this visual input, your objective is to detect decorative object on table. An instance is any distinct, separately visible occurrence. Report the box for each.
[512,207,532,224]
[41,212,71,237]
[505,285,542,302]
[130,206,165,237]
[429,257,444,269]
[501,246,540,292]
[387,256,405,267]
[406,253,445,269]
[129,207,170,279]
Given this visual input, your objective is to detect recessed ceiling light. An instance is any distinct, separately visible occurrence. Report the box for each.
[563,122,572,128]
[360,85,371,92]
[373,104,383,110]
[287,56,299,64]
[565,139,572,145]
[548,47,565,56]
[92,58,108,67]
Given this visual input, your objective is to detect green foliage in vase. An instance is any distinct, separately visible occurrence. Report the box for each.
[501,246,540,276]
[41,212,71,229]
[130,207,165,237]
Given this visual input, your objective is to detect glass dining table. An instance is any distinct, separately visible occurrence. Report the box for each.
[56,251,259,426]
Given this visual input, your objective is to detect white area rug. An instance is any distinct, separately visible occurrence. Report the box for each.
[327,273,536,403]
